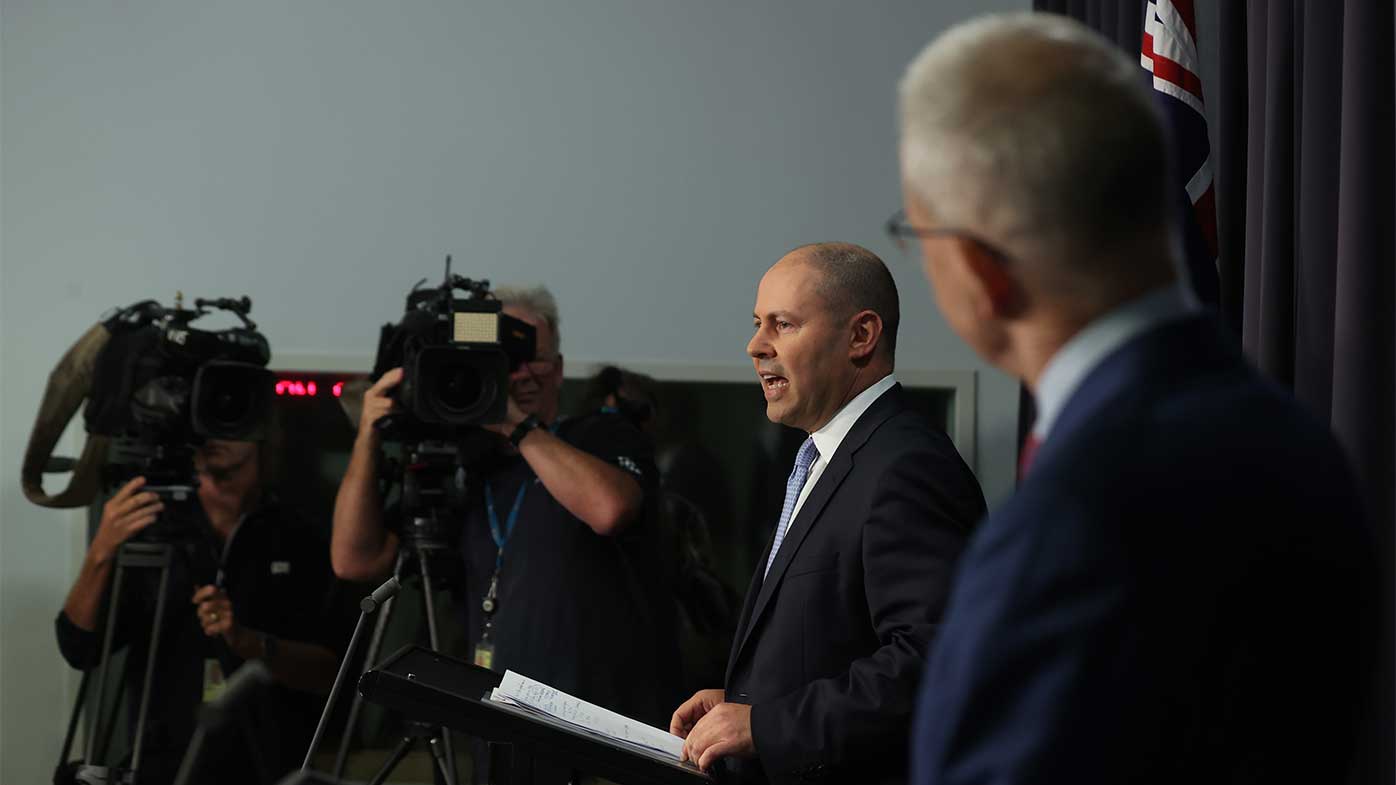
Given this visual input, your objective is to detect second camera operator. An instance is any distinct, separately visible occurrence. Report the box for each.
[332,286,677,725]
[56,439,351,785]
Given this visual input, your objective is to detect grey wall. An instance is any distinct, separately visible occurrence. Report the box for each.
[0,1,1024,777]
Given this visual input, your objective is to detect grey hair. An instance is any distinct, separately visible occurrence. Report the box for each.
[494,284,561,351]
[898,12,1174,268]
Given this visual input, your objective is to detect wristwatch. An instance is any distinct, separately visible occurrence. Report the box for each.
[509,415,543,447]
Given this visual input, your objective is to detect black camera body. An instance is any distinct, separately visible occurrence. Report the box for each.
[86,296,274,498]
[370,264,538,548]
[374,269,536,431]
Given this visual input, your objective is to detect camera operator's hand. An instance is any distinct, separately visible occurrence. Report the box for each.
[63,477,166,632]
[334,367,403,581]
[192,584,253,652]
[484,396,529,437]
[89,477,164,564]
[191,585,339,693]
[357,367,404,445]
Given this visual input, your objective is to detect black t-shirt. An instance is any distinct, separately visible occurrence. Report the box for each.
[54,501,355,785]
[457,412,679,724]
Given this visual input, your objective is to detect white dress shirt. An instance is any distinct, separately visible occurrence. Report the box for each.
[1032,285,1199,442]
[789,373,898,522]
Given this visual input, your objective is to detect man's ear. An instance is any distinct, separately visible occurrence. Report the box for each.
[848,309,883,363]
[957,238,1024,321]
[553,353,565,383]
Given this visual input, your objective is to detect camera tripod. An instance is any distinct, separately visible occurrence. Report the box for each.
[332,510,464,785]
[56,506,269,785]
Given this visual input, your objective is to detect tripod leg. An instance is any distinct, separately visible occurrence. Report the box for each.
[417,550,458,785]
[97,679,124,771]
[333,548,408,780]
[56,670,89,777]
[86,556,129,764]
[128,546,174,776]
[427,735,454,785]
[364,735,415,785]
[418,549,443,651]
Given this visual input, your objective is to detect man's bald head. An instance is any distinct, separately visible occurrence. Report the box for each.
[787,242,901,362]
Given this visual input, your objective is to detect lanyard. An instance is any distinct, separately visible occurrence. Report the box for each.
[481,480,530,623]
[213,512,250,589]
[484,418,560,570]
[480,421,556,627]
[485,481,530,572]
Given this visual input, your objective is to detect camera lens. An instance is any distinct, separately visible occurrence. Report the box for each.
[408,345,507,425]
[435,363,485,413]
[192,362,273,440]
[208,386,253,427]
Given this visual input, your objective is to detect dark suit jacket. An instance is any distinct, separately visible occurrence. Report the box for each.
[911,316,1375,785]
[725,384,986,785]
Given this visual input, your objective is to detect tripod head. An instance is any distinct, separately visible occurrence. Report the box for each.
[398,440,469,552]
[382,425,499,556]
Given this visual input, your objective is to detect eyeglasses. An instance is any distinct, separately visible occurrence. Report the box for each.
[883,208,1013,265]
[521,355,559,375]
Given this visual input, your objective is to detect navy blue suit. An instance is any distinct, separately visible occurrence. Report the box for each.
[911,316,1374,784]
[726,385,986,784]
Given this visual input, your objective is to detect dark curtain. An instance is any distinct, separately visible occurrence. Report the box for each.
[1034,2,1395,783]
[1041,0,1144,56]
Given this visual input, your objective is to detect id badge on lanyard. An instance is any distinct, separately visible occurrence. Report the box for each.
[202,659,228,703]
[474,479,531,670]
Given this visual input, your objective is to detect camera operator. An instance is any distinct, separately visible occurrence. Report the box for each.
[56,439,350,785]
[332,286,677,726]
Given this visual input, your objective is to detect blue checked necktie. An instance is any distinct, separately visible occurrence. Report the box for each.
[764,437,820,579]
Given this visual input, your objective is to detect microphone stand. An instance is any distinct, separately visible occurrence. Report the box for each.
[300,576,401,774]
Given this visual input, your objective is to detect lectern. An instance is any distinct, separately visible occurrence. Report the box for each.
[358,646,711,785]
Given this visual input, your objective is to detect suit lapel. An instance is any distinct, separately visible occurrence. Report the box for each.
[726,385,905,680]
[731,457,852,658]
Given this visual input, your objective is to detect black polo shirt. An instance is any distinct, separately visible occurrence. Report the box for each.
[55,501,354,785]
[457,412,679,725]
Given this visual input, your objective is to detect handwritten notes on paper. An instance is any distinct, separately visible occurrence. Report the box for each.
[491,670,685,759]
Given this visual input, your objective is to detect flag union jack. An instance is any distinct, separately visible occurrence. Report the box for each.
[1142,0,1220,305]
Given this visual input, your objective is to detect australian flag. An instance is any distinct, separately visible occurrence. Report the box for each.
[1141,0,1220,307]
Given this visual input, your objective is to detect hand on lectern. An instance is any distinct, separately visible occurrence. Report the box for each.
[671,689,754,771]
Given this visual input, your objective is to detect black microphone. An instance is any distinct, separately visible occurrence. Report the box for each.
[301,576,401,773]
[361,576,400,614]
[172,661,272,785]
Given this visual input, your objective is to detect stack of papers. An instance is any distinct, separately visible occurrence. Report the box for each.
[488,670,685,760]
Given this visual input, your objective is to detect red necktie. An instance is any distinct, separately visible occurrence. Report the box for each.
[1018,433,1042,481]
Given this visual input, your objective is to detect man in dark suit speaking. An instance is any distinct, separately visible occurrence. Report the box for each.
[670,242,986,784]
[894,13,1375,784]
